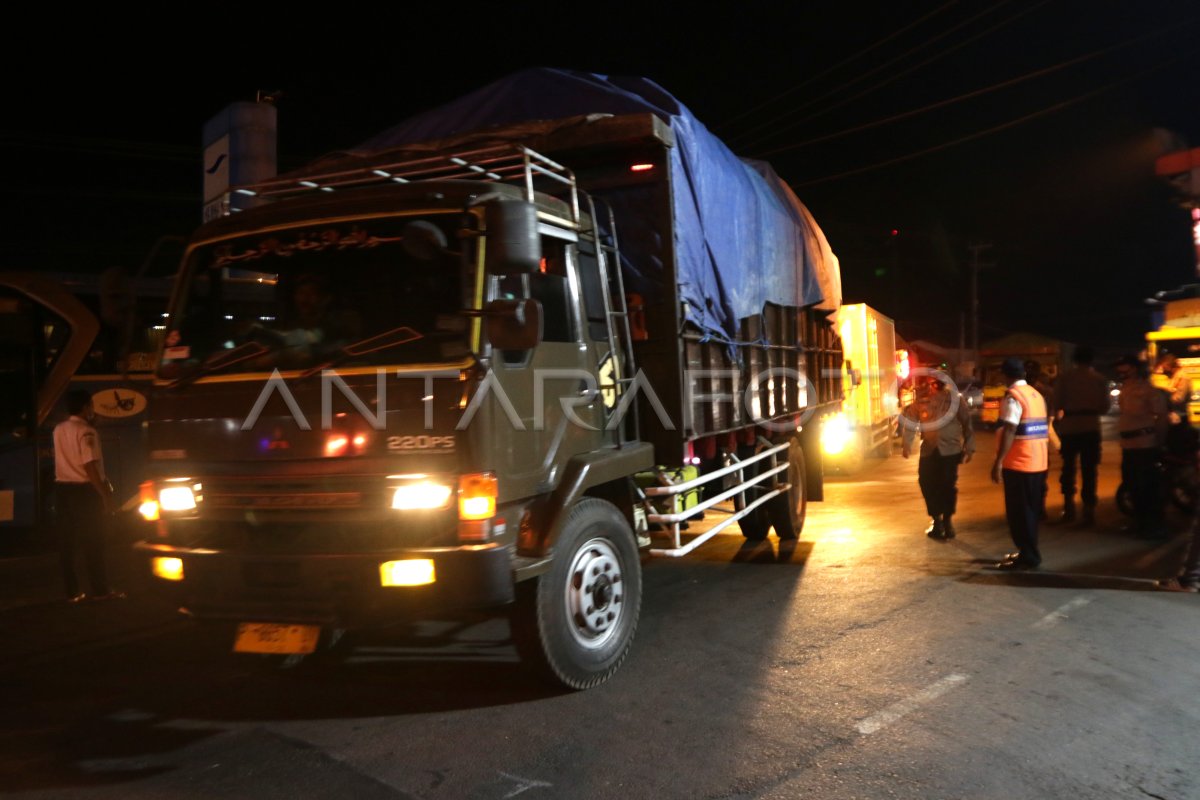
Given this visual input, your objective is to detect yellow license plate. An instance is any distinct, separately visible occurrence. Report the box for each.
[233,623,320,655]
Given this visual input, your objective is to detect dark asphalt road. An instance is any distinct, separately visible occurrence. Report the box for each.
[1,423,1197,799]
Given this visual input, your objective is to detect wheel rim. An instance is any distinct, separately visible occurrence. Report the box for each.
[563,537,625,651]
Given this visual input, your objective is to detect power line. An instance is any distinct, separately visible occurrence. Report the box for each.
[716,1,960,133]
[791,53,1187,188]
[731,0,1030,150]
[795,0,1055,131]
[753,17,1198,158]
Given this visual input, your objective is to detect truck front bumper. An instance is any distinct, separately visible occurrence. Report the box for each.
[134,541,514,627]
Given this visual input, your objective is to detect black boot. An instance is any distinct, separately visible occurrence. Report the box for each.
[1076,503,1095,526]
[925,517,944,539]
[1055,499,1076,525]
[941,514,956,539]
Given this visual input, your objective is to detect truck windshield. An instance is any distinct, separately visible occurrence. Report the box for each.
[158,216,473,379]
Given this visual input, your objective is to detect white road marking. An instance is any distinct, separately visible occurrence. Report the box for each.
[1031,595,1093,629]
[856,673,969,735]
[499,771,552,798]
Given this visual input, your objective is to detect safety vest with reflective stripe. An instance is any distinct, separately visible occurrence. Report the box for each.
[1001,383,1049,472]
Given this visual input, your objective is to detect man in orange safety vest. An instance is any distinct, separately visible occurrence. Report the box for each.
[990,357,1050,570]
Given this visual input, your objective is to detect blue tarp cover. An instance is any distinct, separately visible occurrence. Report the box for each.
[349,68,836,343]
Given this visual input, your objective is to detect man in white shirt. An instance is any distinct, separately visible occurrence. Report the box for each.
[52,389,121,602]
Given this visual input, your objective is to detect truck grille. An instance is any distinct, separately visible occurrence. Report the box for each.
[206,491,364,510]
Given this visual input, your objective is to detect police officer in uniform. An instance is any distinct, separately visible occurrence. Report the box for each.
[52,389,122,602]
[990,358,1050,570]
[1115,354,1169,539]
[901,368,975,540]
[1153,351,1188,422]
[1051,345,1110,525]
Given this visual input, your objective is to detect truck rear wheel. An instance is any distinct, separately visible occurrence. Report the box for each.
[510,498,641,690]
[768,438,807,540]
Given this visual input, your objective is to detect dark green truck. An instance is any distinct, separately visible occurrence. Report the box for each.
[135,75,843,689]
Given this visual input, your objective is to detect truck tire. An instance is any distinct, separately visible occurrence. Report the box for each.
[510,498,641,690]
[768,438,807,540]
[734,445,772,541]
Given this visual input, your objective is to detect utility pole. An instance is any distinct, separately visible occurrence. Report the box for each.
[967,242,994,369]
[958,312,966,377]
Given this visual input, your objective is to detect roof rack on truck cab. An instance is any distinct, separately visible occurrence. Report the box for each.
[227,144,582,229]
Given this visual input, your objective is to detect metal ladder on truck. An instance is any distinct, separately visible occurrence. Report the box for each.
[583,195,639,448]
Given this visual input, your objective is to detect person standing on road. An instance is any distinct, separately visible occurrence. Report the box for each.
[1115,355,1170,540]
[1025,360,1055,521]
[990,358,1050,570]
[901,370,975,540]
[52,389,123,603]
[1050,345,1110,526]
[1153,351,1189,423]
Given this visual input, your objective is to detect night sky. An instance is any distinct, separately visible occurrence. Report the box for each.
[5,0,1198,353]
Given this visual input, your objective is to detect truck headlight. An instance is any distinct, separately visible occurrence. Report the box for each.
[821,413,852,455]
[159,486,197,512]
[390,481,453,511]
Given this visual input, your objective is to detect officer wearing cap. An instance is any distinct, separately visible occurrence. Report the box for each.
[52,389,123,602]
[1115,354,1169,539]
[990,357,1050,569]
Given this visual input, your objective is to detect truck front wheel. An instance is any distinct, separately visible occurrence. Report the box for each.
[511,498,642,690]
[768,438,807,540]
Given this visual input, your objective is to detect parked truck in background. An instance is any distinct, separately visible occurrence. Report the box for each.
[821,303,898,473]
[133,70,844,689]
[978,333,1071,427]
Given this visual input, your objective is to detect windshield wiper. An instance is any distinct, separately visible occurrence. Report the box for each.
[167,341,272,389]
[298,326,425,378]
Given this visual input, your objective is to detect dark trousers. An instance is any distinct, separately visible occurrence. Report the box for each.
[1182,513,1200,584]
[1002,469,1046,565]
[918,451,961,516]
[1059,430,1101,507]
[1121,448,1164,532]
[55,482,109,597]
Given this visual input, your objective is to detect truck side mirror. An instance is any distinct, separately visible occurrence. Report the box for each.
[484,200,541,273]
[486,298,542,351]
